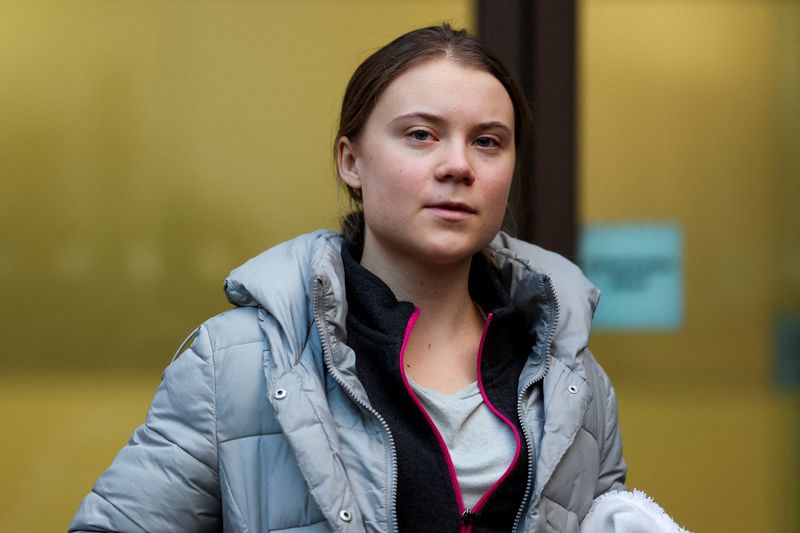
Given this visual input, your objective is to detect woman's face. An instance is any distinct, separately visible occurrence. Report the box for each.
[338,58,515,268]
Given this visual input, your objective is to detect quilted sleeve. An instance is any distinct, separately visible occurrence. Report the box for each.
[594,359,627,496]
[69,325,221,532]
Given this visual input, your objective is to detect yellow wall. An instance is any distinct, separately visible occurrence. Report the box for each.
[580,1,800,531]
[0,1,472,373]
[0,1,473,530]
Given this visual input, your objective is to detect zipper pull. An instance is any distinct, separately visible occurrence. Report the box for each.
[461,508,477,525]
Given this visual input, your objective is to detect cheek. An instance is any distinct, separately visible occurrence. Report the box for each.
[361,158,419,203]
[487,164,514,203]
[487,192,509,226]
[483,167,514,227]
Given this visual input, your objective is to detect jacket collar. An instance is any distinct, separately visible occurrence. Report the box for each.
[222,230,599,378]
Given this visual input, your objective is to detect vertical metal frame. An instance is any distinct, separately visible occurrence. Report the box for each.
[478,0,577,259]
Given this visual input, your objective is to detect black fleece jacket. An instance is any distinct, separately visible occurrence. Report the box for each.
[342,244,536,532]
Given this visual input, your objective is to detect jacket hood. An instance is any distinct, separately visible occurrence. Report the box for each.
[489,232,600,369]
[223,230,340,362]
[223,230,600,370]
[224,230,335,308]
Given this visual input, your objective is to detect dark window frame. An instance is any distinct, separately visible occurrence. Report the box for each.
[478,0,577,259]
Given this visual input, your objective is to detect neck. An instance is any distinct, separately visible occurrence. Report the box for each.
[365,250,470,303]
[358,243,481,336]
[357,241,488,393]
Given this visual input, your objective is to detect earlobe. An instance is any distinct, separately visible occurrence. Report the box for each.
[337,136,362,190]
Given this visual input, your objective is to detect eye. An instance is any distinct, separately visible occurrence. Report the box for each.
[474,136,499,148]
[409,129,433,142]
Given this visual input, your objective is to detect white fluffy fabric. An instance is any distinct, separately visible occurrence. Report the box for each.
[580,489,691,533]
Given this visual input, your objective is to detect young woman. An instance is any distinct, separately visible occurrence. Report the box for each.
[70,24,648,533]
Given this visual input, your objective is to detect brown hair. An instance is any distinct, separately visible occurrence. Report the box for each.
[336,23,531,243]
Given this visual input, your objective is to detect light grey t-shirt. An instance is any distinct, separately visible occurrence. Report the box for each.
[408,378,518,509]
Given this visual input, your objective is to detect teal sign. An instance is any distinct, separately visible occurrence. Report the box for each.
[775,313,800,389]
[578,222,683,331]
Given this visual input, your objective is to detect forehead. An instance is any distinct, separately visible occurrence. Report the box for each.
[370,58,514,126]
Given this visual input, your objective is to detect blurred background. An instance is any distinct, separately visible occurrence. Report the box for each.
[1,1,797,531]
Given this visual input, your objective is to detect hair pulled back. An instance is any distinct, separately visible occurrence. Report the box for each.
[336,23,531,243]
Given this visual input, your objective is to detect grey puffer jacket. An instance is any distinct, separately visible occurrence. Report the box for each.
[70,231,626,533]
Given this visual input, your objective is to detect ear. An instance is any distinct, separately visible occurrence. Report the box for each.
[336,136,362,190]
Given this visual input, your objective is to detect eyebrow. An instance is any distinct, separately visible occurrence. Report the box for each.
[389,112,513,135]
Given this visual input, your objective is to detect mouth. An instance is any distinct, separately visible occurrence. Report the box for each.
[424,201,477,222]
[426,201,477,214]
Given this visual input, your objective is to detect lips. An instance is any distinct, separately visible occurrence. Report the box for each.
[426,201,477,214]
[425,201,477,221]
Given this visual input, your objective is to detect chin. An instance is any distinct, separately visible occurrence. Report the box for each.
[365,225,500,268]
[414,233,495,266]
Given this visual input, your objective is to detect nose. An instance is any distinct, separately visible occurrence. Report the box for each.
[435,142,475,184]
